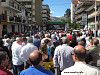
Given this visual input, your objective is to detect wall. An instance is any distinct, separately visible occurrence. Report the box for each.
[35,0,42,26]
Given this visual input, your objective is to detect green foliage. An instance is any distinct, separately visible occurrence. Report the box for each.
[65,9,71,17]
[65,9,71,25]
[60,18,66,22]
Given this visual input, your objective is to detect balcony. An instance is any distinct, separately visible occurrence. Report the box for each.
[25,5,31,8]
[22,20,26,23]
[17,0,31,2]
[15,16,21,22]
[28,18,32,20]
[88,11,99,19]
[42,10,47,14]
[7,16,15,23]
[42,18,48,21]
[88,21,98,25]
[75,8,84,14]
[42,14,48,18]
[75,14,82,20]
[9,16,14,22]
[1,0,21,13]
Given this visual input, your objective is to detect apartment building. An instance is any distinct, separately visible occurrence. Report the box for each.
[0,0,31,37]
[74,2,93,29]
[86,2,100,30]
[17,0,44,30]
[42,5,50,25]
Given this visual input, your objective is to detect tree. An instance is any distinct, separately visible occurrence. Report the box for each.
[59,18,66,22]
[65,9,71,25]
[65,9,71,17]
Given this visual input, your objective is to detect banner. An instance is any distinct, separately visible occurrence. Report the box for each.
[1,15,7,24]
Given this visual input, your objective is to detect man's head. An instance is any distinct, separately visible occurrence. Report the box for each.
[34,34,39,38]
[4,35,8,39]
[27,38,33,43]
[0,51,9,67]
[93,39,99,46]
[62,37,69,44]
[78,41,85,47]
[16,37,23,45]
[53,36,57,40]
[72,45,86,62]
[29,50,43,66]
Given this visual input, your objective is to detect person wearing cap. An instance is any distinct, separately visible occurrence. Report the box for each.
[53,37,74,75]
[11,37,24,75]
[61,45,100,75]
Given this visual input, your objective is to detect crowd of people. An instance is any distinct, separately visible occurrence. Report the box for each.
[0,29,100,75]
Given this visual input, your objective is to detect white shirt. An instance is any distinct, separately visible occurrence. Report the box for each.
[11,41,24,65]
[61,62,100,75]
[20,43,38,62]
[53,44,74,71]
[2,38,8,46]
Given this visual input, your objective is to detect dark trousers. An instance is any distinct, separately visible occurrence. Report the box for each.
[55,68,61,75]
[13,64,24,75]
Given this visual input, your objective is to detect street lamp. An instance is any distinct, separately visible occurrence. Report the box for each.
[94,0,97,37]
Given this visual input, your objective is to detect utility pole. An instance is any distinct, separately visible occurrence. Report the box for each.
[94,0,97,37]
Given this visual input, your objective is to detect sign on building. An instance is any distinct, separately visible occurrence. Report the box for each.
[1,15,7,24]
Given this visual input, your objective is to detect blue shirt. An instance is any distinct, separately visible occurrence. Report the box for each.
[33,38,41,49]
[47,45,51,55]
[20,66,53,75]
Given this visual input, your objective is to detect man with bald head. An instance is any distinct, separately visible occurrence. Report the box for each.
[53,37,74,74]
[20,50,53,75]
[61,45,100,75]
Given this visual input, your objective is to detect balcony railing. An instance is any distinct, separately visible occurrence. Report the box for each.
[9,16,14,22]
[15,17,21,22]
[75,14,82,20]
[75,8,84,14]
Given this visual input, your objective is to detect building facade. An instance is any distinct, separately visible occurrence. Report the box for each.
[42,5,50,25]
[0,0,31,37]
[86,2,100,30]
[17,0,44,31]
[72,0,100,30]
[74,2,92,25]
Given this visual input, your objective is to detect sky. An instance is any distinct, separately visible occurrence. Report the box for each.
[43,0,71,17]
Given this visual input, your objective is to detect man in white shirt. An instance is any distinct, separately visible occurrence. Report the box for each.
[61,45,100,75]
[53,37,74,75]
[20,38,38,68]
[98,29,100,37]
[11,37,24,75]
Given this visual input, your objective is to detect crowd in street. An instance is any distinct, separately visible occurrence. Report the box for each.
[0,29,100,75]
